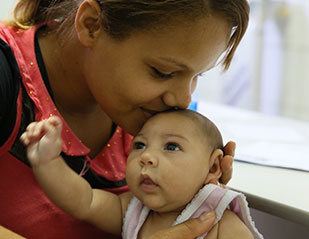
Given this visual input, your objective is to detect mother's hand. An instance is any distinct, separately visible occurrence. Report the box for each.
[147,211,216,239]
[219,141,236,185]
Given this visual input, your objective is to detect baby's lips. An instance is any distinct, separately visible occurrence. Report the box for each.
[140,173,157,185]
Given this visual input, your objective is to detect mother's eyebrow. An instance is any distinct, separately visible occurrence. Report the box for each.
[158,57,193,72]
[158,57,215,74]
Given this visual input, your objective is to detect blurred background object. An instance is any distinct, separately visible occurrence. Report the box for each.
[0,1,15,22]
[198,0,309,122]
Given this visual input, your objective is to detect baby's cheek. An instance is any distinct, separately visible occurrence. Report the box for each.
[163,173,200,201]
[125,164,133,183]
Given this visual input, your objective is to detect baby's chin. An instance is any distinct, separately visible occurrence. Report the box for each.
[143,200,186,215]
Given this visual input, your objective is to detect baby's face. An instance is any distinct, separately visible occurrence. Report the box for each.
[126,112,212,213]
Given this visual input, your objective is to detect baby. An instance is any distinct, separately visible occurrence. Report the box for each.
[20,109,263,239]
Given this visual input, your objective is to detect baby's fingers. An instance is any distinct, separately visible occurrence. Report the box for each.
[20,132,30,145]
[20,122,41,145]
[47,116,63,134]
[43,120,62,141]
[21,121,46,146]
[32,121,47,138]
[25,121,45,138]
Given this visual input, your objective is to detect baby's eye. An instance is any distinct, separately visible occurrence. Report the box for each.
[134,142,146,150]
[165,143,181,151]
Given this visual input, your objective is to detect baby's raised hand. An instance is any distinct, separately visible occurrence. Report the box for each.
[20,116,63,167]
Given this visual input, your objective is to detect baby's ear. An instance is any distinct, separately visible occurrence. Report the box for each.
[204,149,223,185]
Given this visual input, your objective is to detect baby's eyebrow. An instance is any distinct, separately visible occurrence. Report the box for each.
[164,134,189,142]
[134,133,146,140]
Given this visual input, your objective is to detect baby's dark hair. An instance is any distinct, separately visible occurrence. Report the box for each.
[162,109,224,153]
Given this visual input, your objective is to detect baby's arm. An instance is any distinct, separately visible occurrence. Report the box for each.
[205,210,253,239]
[20,116,132,235]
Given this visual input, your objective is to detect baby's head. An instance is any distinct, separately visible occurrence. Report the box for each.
[165,109,223,153]
[126,109,224,213]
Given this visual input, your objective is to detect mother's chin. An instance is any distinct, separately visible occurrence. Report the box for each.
[115,107,162,136]
[115,111,148,136]
[141,107,161,120]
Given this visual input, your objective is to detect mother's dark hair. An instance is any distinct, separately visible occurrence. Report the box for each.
[11,0,249,70]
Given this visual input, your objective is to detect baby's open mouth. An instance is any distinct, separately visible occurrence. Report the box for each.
[140,175,158,192]
[141,178,156,185]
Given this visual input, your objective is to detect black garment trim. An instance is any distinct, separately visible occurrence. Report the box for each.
[0,38,21,146]
[34,33,54,100]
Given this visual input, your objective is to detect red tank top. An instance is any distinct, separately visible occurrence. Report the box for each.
[0,24,133,239]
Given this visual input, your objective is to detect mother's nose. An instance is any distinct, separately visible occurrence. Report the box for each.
[162,78,196,109]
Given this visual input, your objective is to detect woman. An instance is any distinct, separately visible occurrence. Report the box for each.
[0,0,249,238]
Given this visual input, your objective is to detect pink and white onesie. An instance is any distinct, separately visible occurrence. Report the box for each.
[122,184,263,239]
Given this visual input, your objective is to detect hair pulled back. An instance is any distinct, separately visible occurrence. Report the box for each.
[11,0,249,70]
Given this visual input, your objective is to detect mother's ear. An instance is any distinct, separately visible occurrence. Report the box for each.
[75,0,102,47]
[204,149,223,185]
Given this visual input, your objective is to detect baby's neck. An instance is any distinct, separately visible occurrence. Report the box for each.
[138,210,180,238]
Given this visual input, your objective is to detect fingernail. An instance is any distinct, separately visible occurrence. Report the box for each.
[199,211,215,221]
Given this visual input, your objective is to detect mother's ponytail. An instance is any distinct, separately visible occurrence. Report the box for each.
[12,0,50,27]
[11,0,76,29]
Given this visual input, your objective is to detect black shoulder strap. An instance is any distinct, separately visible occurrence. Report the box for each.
[0,38,21,146]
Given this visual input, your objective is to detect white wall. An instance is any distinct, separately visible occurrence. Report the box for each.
[198,0,309,122]
[0,1,16,20]
[280,4,309,121]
